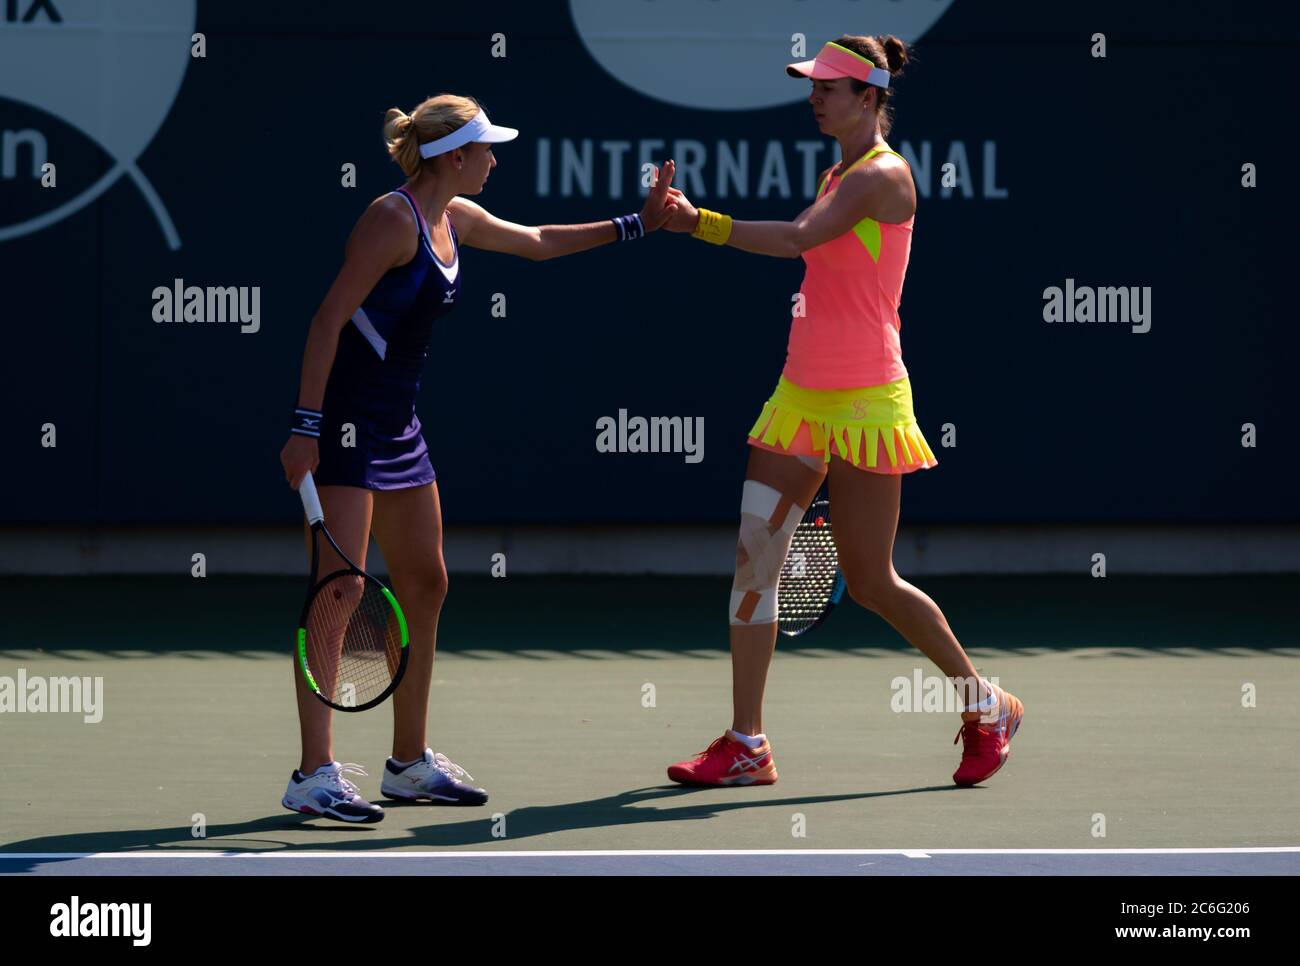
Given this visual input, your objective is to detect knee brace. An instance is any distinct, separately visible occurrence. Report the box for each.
[730,480,807,625]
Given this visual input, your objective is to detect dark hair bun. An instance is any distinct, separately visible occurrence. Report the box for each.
[878,35,909,74]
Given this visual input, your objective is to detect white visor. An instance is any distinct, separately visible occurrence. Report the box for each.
[418,108,519,158]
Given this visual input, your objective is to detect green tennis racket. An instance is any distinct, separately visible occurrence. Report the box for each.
[295,471,409,711]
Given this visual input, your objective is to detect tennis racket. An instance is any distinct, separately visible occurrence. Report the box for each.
[777,489,845,637]
[295,471,409,712]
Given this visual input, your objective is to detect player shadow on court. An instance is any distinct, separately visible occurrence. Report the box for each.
[0,783,964,869]
[388,782,965,847]
[0,815,384,874]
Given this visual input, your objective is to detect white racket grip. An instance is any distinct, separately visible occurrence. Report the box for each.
[298,471,325,524]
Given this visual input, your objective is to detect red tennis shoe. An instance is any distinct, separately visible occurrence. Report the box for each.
[953,686,1024,786]
[667,732,778,786]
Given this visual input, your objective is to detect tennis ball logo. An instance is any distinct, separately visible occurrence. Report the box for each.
[0,0,196,249]
[568,0,954,110]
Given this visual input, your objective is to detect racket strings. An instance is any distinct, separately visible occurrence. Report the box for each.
[778,502,839,635]
[304,574,403,707]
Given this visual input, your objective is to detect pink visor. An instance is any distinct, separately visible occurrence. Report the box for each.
[786,41,891,88]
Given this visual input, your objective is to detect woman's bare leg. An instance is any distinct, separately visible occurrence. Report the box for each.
[729,447,827,735]
[368,481,448,762]
[826,454,989,711]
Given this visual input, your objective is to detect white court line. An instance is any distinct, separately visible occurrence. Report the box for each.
[4,847,1299,859]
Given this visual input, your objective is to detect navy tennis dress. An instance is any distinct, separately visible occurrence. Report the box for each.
[314,187,460,489]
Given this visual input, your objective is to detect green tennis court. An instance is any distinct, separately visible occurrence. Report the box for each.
[3,575,1298,873]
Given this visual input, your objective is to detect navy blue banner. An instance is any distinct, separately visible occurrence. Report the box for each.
[2,1,1296,524]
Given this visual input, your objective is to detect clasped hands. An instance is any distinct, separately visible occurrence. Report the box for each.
[638,159,701,234]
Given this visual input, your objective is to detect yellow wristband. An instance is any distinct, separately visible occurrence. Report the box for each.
[691,208,733,245]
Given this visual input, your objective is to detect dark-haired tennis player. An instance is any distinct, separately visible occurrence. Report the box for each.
[660,36,1024,787]
[279,95,680,821]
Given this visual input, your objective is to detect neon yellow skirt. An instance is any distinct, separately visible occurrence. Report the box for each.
[747,375,938,474]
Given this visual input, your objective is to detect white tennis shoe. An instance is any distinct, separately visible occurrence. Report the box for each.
[282,761,384,823]
[381,748,489,805]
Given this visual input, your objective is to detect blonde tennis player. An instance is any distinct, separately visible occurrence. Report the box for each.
[279,94,679,821]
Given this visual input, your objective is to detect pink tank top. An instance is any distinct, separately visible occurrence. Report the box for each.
[782,145,914,389]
